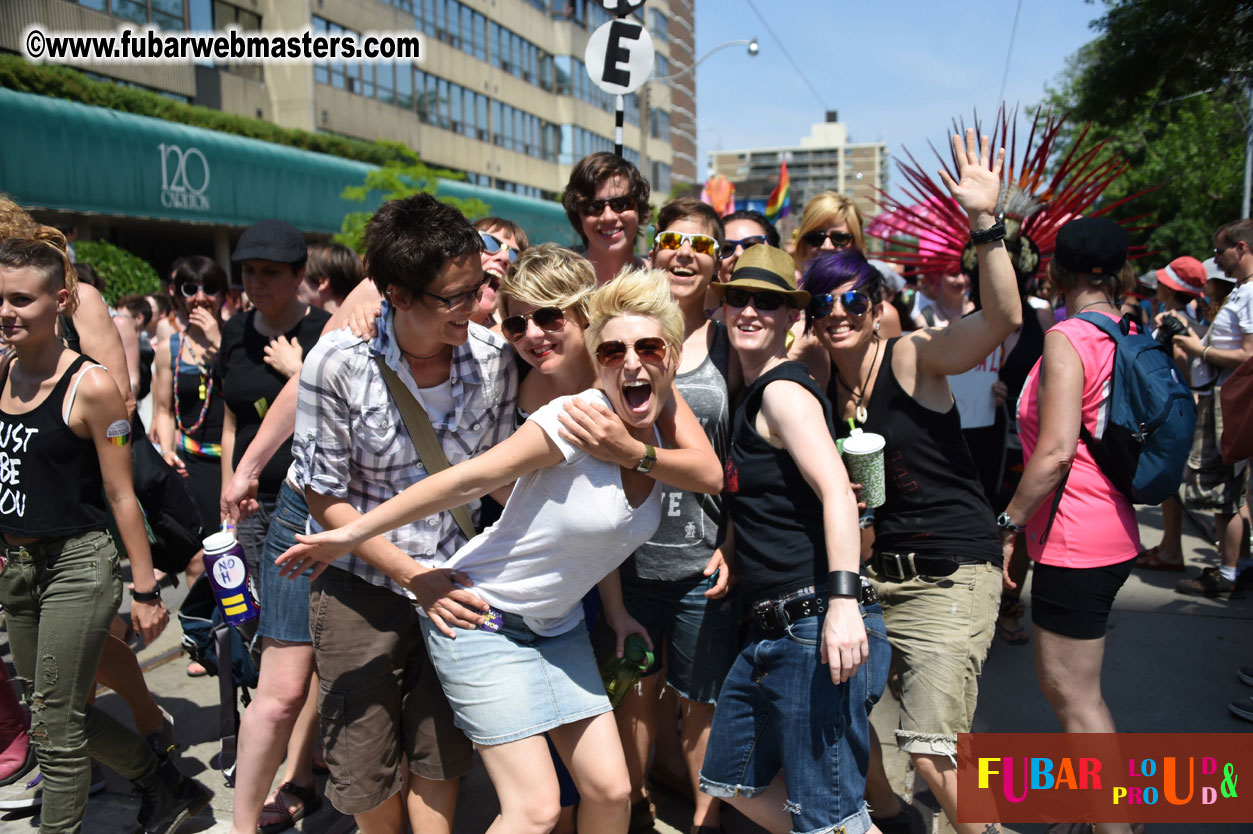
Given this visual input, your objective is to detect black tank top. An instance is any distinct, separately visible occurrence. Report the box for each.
[726,361,837,602]
[835,338,1001,563]
[999,299,1046,407]
[0,355,111,538]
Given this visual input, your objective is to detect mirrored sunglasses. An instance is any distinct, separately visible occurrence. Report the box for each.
[655,231,719,257]
[479,231,520,263]
[809,290,872,319]
[719,235,769,258]
[594,337,669,368]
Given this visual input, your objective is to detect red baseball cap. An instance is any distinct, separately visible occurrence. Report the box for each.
[1155,256,1206,298]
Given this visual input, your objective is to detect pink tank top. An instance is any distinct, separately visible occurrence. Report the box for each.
[1017,313,1141,568]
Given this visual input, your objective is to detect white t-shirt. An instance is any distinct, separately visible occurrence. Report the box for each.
[1206,281,1253,384]
[444,389,662,636]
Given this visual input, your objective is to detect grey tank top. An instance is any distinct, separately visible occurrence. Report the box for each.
[622,321,732,582]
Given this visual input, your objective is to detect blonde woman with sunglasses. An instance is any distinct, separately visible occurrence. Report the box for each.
[279,270,721,834]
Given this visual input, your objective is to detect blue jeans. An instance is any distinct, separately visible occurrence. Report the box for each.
[620,576,741,703]
[700,603,889,834]
[257,480,314,642]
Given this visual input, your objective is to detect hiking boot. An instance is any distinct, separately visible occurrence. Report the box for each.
[145,707,178,759]
[1175,567,1245,598]
[133,755,212,834]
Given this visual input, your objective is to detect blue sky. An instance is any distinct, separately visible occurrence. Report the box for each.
[692,0,1104,199]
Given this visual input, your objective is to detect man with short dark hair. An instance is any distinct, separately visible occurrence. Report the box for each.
[291,193,517,834]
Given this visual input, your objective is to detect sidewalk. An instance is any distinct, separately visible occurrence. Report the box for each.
[3,503,1249,833]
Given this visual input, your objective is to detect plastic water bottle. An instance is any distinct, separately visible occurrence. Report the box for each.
[602,634,654,707]
[201,530,260,625]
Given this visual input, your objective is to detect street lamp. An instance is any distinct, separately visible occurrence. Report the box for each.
[640,38,758,194]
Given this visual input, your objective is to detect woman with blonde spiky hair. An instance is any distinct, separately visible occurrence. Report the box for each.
[279,268,722,834]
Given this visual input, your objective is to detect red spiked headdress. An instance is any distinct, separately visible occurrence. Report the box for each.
[867,106,1151,284]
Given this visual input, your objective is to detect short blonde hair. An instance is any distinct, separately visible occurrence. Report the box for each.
[585,268,684,358]
[497,243,597,324]
[795,192,866,256]
[1047,256,1134,301]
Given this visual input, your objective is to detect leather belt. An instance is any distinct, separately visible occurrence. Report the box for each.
[869,551,980,582]
[750,583,878,638]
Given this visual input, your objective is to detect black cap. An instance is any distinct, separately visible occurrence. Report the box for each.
[231,219,307,264]
[1053,217,1128,276]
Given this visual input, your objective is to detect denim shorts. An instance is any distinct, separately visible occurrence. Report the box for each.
[420,612,611,746]
[257,480,315,643]
[620,576,741,703]
[700,603,889,834]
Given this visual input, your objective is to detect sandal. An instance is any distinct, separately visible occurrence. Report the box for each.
[997,598,1029,646]
[1135,547,1185,571]
[258,781,322,834]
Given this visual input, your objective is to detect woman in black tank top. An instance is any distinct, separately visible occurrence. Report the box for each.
[800,132,1021,834]
[0,239,209,832]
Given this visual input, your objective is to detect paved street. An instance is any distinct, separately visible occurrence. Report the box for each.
[2,503,1250,834]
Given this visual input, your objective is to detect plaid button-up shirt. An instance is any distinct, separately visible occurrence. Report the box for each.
[291,303,518,597]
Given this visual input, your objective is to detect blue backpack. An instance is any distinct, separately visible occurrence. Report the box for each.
[1043,312,1196,539]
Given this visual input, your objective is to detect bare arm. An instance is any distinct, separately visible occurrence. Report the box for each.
[760,380,866,684]
[150,337,186,474]
[113,317,142,395]
[71,284,135,418]
[70,368,168,644]
[220,405,237,504]
[1173,327,1253,368]
[911,131,1021,378]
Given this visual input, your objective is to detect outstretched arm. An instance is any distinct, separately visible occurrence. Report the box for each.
[72,284,136,418]
[910,129,1021,378]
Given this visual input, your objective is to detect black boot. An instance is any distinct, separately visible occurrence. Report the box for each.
[132,754,212,834]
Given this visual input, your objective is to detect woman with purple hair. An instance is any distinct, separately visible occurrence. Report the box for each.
[799,130,1021,834]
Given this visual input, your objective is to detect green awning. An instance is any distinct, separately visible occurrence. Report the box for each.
[0,88,572,242]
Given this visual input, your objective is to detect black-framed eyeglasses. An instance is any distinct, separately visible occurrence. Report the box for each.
[594,337,669,368]
[420,275,489,311]
[655,231,719,257]
[480,231,520,263]
[809,290,872,319]
[722,288,788,311]
[719,236,769,259]
[802,230,856,250]
[179,279,222,298]
[501,306,565,341]
[579,195,635,217]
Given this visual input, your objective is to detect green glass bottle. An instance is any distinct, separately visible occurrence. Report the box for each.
[602,634,654,707]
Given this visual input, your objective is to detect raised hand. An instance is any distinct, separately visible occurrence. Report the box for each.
[937,128,1005,224]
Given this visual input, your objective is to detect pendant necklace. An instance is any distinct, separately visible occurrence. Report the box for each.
[836,336,881,425]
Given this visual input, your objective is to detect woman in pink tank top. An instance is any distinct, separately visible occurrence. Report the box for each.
[1000,218,1140,834]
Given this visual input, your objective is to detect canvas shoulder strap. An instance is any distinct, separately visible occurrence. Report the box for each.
[372,354,477,541]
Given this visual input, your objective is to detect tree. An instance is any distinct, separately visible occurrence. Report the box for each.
[335,141,491,252]
[1042,1,1251,257]
[75,239,161,306]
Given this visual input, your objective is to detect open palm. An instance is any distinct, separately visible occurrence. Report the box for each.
[938,128,1004,220]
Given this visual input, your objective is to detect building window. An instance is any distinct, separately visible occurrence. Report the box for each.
[214,1,261,80]
[649,9,668,43]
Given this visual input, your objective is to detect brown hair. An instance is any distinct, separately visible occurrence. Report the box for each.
[306,243,364,303]
[364,193,482,296]
[1047,257,1135,300]
[560,152,651,246]
[1215,218,1253,250]
[655,197,724,243]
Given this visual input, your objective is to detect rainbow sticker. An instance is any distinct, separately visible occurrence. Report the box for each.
[106,419,131,446]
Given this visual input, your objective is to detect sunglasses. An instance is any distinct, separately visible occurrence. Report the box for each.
[801,230,856,250]
[179,279,221,298]
[655,231,719,257]
[719,235,769,259]
[420,274,488,311]
[501,306,565,341]
[722,287,789,311]
[594,337,668,368]
[580,195,635,216]
[809,290,872,319]
[480,231,520,263]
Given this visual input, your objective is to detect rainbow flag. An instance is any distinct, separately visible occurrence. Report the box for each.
[765,161,790,223]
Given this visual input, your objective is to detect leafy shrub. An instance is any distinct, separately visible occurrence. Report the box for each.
[74,240,161,306]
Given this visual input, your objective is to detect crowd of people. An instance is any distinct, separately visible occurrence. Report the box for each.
[0,133,1250,834]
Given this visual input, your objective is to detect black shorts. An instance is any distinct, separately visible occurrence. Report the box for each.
[1030,555,1136,640]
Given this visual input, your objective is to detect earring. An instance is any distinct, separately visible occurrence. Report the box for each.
[873,322,881,332]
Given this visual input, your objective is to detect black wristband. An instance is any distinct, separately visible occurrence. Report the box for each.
[970,220,1007,245]
[827,570,862,599]
[130,588,162,603]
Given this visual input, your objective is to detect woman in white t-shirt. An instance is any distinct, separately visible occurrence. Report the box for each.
[279,270,722,834]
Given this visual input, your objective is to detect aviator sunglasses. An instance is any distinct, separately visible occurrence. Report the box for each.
[655,231,719,257]
[501,306,565,341]
[809,290,872,319]
[718,235,769,259]
[579,195,635,216]
[722,287,788,311]
[479,231,520,263]
[179,279,222,298]
[801,230,856,250]
[594,337,669,368]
